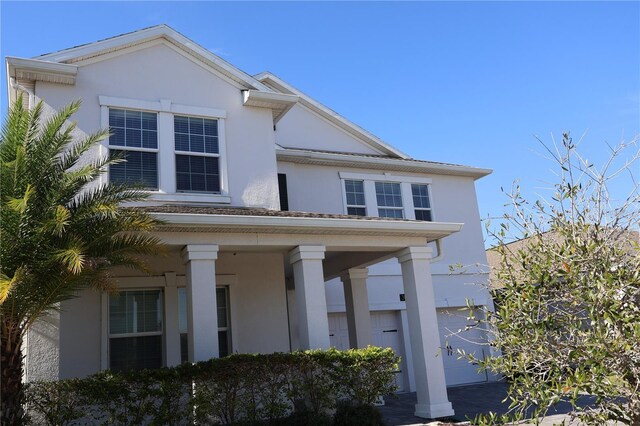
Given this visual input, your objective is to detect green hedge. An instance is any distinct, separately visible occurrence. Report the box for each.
[24,347,398,425]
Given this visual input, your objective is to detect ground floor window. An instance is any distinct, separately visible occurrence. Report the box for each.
[178,286,231,363]
[108,289,163,372]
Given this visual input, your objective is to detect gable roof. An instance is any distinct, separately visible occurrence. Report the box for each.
[255,72,410,159]
[34,24,274,92]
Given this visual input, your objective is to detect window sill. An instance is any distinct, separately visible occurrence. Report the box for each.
[148,192,232,204]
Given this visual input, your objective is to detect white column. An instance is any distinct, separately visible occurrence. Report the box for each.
[289,245,330,350]
[182,245,219,362]
[397,246,454,419]
[340,268,372,349]
[164,272,181,367]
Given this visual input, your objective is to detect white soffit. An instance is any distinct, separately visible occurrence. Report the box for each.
[6,57,77,85]
[242,90,299,123]
[254,71,410,159]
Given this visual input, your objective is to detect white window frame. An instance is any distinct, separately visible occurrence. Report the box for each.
[410,183,434,221]
[99,96,230,204]
[342,179,367,216]
[101,274,237,370]
[174,115,223,194]
[374,181,405,219]
[338,172,435,221]
[105,108,160,191]
[107,288,164,371]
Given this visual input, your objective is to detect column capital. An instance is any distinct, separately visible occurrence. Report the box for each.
[182,244,219,263]
[340,267,369,282]
[397,246,433,264]
[289,245,325,264]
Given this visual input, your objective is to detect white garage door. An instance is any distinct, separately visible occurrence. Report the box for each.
[437,308,488,386]
[328,311,406,392]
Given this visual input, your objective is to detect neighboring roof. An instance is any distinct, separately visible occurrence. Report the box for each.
[138,205,463,239]
[33,24,274,92]
[486,229,640,288]
[255,71,410,159]
[276,147,492,180]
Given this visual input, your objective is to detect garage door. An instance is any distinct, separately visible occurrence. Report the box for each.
[437,308,488,386]
[328,311,406,391]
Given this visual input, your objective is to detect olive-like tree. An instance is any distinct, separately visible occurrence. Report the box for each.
[477,133,640,425]
[0,97,162,425]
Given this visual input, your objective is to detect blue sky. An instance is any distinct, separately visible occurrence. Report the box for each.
[2,1,638,245]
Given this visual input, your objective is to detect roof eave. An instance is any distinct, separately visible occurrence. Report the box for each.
[151,212,464,240]
[276,149,493,180]
[6,56,78,85]
[242,90,300,123]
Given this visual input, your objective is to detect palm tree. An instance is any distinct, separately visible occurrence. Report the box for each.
[0,97,163,425]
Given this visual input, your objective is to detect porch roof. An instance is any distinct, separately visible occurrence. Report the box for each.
[137,205,463,240]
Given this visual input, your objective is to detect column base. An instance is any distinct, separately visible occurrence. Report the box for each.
[414,402,455,419]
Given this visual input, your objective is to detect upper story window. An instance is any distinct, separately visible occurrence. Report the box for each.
[100,96,230,203]
[340,172,434,221]
[345,179,366,216]
[108,108,159,190]
[412,184,433,221]
[175,116,221,193]
[375,182,404,219]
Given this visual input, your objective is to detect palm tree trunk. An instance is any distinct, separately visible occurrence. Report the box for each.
[1,325,25,426]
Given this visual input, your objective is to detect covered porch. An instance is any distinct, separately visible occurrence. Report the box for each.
[135,206,461,419]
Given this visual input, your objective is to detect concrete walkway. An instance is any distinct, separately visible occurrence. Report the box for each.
[379,382,595,425]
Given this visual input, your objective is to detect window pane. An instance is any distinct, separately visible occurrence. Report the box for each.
[109,290,162,335]
[411,184,431,209]
[375,182,402,207]
[180,333,188,364]
[189,118,204,135]
[174,116,219,154]
[109,150,158,190]
[109,108,125,128]
[347,207,366,216]
[141,112,157,131]
[125,129,142,148]
[109,109,157,149]
[217,288,227,328]
[110,335,162,372]
[203,119,218,137]
[345,180,365,208]
[125,110,141,129]
[110,127,126,146]
[175,116,189,134]
[415,209,433,221]
[218,331,229,358]
[175,155,220,193]
[378,208,404,219]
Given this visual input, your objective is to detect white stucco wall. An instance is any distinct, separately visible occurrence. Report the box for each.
[56,251,289,380]
[35,41,280,209]
[275,104,384,155]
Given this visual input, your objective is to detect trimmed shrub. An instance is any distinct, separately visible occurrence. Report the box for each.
[24,347,398,425]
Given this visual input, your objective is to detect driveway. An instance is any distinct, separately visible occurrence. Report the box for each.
[379,382,597,425]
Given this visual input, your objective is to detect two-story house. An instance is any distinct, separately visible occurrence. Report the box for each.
[6,25,496,419]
